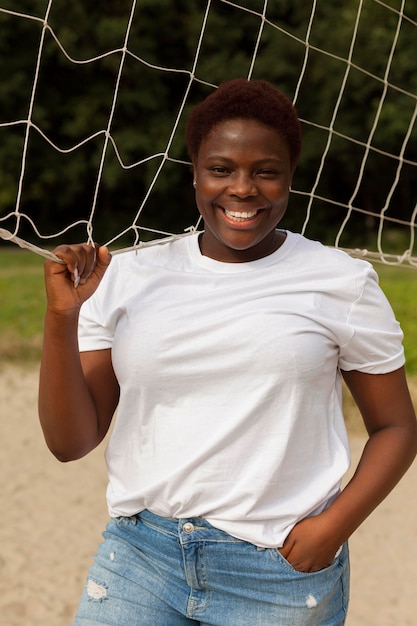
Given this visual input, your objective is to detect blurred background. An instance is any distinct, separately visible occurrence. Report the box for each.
[0,3,417,624]
[0,0,416,253]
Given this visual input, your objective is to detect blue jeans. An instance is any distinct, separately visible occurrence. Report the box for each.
[73,509,349,625]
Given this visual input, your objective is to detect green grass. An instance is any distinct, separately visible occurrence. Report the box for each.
[1,247,417,374]
[376,263,417,375]
[0,247,46,361]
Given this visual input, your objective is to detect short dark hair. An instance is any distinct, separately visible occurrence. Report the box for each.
[186,78,302,168]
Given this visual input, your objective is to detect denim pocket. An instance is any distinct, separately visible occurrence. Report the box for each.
[271,544,344,576]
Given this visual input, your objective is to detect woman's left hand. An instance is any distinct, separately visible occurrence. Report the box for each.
[280,367,417,575]
[278,513,341,573]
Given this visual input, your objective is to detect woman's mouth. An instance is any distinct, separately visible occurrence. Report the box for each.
[224,209,259,222]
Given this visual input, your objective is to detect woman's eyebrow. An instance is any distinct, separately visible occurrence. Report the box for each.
[204,155,284,165]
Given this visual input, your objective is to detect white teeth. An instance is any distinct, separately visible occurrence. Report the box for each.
[224,209,258,221]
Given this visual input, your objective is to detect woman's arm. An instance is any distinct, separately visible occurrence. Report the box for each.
[38,244,118,462]
[279,367,417,572]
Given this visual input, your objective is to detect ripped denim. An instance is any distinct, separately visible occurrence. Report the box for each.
[73,509,349,625]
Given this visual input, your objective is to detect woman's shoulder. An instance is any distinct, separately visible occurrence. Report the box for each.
[288,232,374,274]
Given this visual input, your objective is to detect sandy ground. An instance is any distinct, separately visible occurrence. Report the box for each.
[1,364,416,626]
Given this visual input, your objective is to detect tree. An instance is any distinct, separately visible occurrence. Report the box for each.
[0,0,415,249]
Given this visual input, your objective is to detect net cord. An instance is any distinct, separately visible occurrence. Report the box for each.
[0,0,416,266]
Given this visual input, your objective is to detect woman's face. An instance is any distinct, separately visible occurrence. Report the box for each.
[193,118,294,262]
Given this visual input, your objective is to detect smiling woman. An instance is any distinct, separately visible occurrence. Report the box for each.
[38,78,417,626]
[192,118,292,262]
[186,79,301,262]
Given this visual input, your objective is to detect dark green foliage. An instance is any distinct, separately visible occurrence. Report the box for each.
[0,0,416,251]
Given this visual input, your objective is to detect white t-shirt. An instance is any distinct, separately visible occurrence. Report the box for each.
[78,231,405,548]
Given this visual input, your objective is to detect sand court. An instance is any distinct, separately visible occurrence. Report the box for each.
[1,364,416,626]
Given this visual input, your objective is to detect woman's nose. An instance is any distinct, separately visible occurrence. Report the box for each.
[227,173,258,197]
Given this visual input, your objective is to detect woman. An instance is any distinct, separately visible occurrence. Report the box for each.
[39,79,417,625]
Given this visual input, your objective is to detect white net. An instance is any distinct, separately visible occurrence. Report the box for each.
[0,0,416,265]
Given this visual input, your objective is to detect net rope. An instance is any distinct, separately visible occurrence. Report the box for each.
[0,0,416,266]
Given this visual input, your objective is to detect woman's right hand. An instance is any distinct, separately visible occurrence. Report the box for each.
[40,242,116,461]
[44,243,112,314]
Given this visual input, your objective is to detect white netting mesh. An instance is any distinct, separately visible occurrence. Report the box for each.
[0,0,416,265]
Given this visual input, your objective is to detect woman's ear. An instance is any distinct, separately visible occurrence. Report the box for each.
[289,165,297,189]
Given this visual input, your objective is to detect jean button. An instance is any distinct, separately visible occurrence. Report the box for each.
[183,522,194,534]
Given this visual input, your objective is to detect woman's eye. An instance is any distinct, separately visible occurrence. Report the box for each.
[210,166,229,175]
[258,169,279,178]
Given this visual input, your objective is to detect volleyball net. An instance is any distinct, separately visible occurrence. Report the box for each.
[0,0,416,265]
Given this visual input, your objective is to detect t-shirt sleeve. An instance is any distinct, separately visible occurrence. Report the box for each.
[77,262,119,352]
[338,267,405,373]
[78,294,114,352]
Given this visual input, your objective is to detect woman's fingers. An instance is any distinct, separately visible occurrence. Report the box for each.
[52,243,98,287]
[44,243,111,312]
